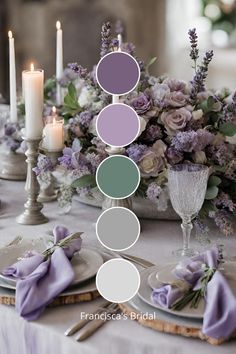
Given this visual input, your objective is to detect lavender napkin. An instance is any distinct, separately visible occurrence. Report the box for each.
[151,247,236,339]
[2,225,82,320]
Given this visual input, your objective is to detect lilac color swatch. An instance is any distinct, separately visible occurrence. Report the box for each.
[96,103,140,147]
[96,52,140,95]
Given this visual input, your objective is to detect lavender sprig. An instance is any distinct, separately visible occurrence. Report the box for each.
[100,22,111,57]
[42,232,83,258]
[172,266,216,311]
[190,50,214,101]
[188,28,199,71]
[68,63,88,79]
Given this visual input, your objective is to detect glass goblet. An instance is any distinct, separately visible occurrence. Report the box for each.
[168,164,209,257]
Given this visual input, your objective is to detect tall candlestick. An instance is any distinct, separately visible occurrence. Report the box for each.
[8,31,17,123]
[56,20,63,106]
[22,63,44,139]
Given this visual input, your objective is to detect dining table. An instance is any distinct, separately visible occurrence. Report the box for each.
[0,178,235,354]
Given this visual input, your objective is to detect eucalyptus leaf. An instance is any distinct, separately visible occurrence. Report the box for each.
[205,186,219,200]
[208,175,221,187]
[199,200,216,218]
[71,174,97,189]
[68,82,77,101]
[219,122,236,136]
[146,57,157,70]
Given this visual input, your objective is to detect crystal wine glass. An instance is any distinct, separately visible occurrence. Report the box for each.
[168,164,209,257]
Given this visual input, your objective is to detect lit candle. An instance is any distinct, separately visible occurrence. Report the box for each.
[56,20,63,106]
[8,30,17,123]
[42,106,64,151]
[22,63,44,139]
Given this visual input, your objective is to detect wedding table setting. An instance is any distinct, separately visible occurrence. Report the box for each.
[0,20,236,354]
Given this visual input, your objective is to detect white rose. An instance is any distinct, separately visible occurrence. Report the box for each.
[78,87,96,108]
[192,109,203,121]
[88,115,98,136]
[138,115,147,137]
[226,134,236,144]
[152,140,167,157]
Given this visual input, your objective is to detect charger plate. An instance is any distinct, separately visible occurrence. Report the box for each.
[119,266,236,345]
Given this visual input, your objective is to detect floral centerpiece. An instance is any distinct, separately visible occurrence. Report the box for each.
[37,23,236,236]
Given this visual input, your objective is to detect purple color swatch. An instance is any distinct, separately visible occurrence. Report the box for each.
[96,52,140,95]
[96,103,140,147]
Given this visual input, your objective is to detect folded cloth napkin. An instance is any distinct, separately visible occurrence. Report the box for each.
[151,283,185,308]
[2,225,82,321]
[151,247,236,339]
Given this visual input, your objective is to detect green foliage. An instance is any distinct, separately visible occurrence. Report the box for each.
[146,57,157,72]
[199,200,216,218]
[219,122,236,136]
[44,78,56,101]
[208,175,221,187]
[71,174,97,189]
[205,186,219,200]
[63,82,81,119]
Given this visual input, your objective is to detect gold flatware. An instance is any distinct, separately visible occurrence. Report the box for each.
[76,303,119,342]
[64,300,111,336]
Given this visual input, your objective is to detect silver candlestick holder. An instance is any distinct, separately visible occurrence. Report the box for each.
[16,137,48,225]
[102,146,133,211]
[0,149,27,181]
[38,148,62,203]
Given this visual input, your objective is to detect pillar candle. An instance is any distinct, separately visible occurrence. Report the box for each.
[42,107,64,151]
[8,31,17,123]
[22,64,44,139]
[56,20,63,106]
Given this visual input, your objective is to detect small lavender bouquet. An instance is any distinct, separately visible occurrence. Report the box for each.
[1,122,24,152]
[38,24,236,235]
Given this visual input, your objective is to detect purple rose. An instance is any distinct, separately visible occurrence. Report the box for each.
[165,147,184,164]
[163,78,187,92]
[129,91,152,115]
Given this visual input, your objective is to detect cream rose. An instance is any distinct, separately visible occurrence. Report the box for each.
[160,108,191,135]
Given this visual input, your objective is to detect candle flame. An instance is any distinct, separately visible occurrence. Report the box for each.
[8,31,13,39]
[30,63,34,71]
[56,21,61,30]
[52,106,57,114]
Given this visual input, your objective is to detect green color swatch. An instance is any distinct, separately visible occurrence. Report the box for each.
[96,156,140,199]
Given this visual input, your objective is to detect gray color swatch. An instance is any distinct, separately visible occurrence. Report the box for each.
[96,207,140,251]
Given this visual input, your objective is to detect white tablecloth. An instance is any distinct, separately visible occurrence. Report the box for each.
[0,180,235,354]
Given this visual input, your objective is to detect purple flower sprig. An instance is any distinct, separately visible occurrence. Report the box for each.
[68,63,88,80]
[188,28,199,71]
[100,22,111,57]
[190,50,214,102]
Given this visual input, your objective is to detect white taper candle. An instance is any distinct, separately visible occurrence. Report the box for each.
[8,31,17,123]
[56,20,63,106]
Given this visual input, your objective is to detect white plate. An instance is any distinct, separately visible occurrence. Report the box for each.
[0,239,103,289]
[0,248,120,297]
[138,266,205,319]
[138,263,236,320]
